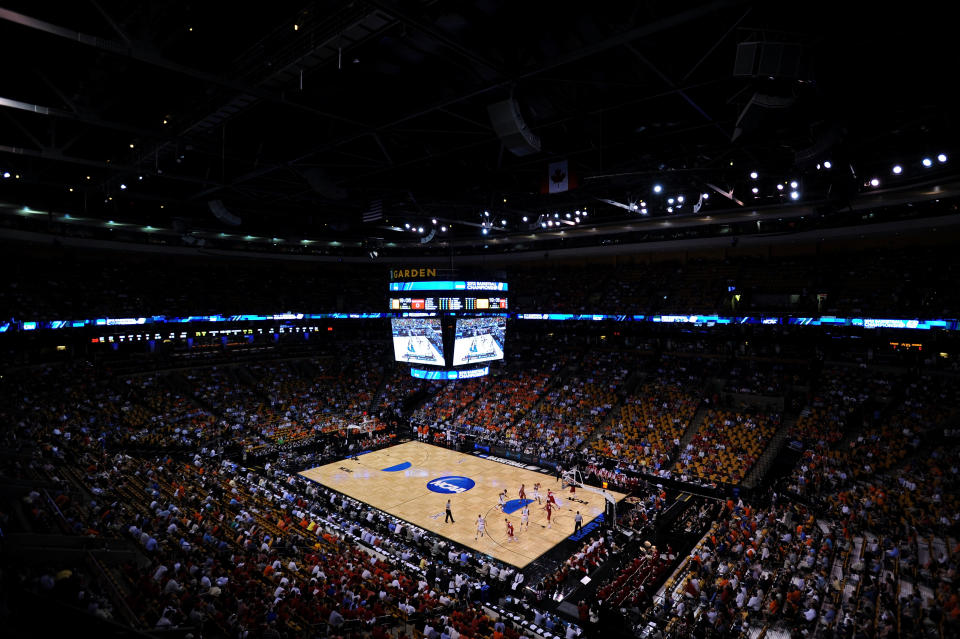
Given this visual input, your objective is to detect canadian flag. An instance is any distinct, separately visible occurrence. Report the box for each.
[547,159,569,194]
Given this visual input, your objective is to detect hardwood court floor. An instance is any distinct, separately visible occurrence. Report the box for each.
[299,441,624,568]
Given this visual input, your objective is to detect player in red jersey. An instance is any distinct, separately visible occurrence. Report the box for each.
[505,518,517,542]
[518,483,526,501]
[547,489,556,506]
[544,501,554,528]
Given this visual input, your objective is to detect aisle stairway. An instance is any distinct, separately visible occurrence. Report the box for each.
[742,414,796,489]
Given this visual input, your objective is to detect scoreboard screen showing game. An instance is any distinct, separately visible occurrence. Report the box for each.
[391,318,445,366]
[452,317,506,366]
[388,273,508,377]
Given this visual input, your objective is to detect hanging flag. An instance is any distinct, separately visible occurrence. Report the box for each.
[362,199,383,223]
[548,160,569,194]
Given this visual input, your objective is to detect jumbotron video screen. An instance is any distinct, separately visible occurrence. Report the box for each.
[387,271,507,377]
[452,317,506,365]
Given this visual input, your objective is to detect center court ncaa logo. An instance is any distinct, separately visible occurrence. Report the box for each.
[426,476,476,494]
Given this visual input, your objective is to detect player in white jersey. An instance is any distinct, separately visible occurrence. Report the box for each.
[532,482,541,504]
[497,489,507,511]
[475,514,486,540]
[521,504,530,530]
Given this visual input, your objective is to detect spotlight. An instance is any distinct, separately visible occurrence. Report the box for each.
[2,172,10,179]
[938,153,948,163]
[750,171,758,179]
[870,178,880,187]
[667,198,674,204]
[120,183,127,190]
[790,191,799,200]
[522,216,528,222]
[481,228,488,235]
[554,213,559,218]
[631,203,638,210]
[501,219,507,225]
[777,184,784,191]
[922,158,933,167]
[823,161,832,169]
[640,208,648,215]
[418,226,424,233]
[574,217,580,223]
[566,213,571,218]
[653,184,662,193]
[751,187,759,194]
[431,218,437,224]
[892,165,903,175]
[582,211,588,217]
[541,222,547,228]
[677,195,684,203]
[702,193,709,199]
[667,206,673,213]
[790,181,798,189]
[404,223,410,229]
[484,210,489,216]
[441,226,447,232]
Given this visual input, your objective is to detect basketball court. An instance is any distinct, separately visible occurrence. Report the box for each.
[299,441,624,568]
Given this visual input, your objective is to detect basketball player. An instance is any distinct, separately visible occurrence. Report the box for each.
[498,489,507,511]
[505,518,517,542]
[521,504,530,530]
[475,514,485,540]
[532,482,541,504]
[547,489,556,506]
[518,483,526,501]
[543,501,553,529]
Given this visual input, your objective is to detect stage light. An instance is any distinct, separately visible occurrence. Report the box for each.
[2,172,10,178]
[631,203,638,210]
[541,222,547,228]
[574,217,580,223]
[120,183,127,190]
[790,181,798,189]
[702,193,709,199]
[582,210,587,216]
[404,223,410,229]
[522,216,528,222]
[751,187,759,194]
[667,206,673,213]
[667,198,674,204]
[790,191,799,200]
[441,226,447,232]
[641,208,648,215]
[892,165,903,175]
[653,184,662,193]
[777,184,784,191]
[418,227,424,233]
[481,228,488,235]
[938,153,948,163]
[484,210,489,216]
[870,178,880,187]
[431,218,437,224]
[566,213,571,218]
[922,157,933,167]
[554,213,559,218]
[677,195,684,203]
[750,171,758,179]
[824,161,832,169]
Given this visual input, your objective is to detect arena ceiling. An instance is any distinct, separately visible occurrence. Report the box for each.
[0,1,956,252]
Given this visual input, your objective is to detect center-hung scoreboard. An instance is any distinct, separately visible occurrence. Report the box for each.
[387,268,507,379]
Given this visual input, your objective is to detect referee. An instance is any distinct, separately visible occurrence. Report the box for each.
[445,499,455,523]
[574,511,583,534]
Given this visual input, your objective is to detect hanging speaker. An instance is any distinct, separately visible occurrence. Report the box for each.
[208,200,242,226]
[487,99,541,157]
